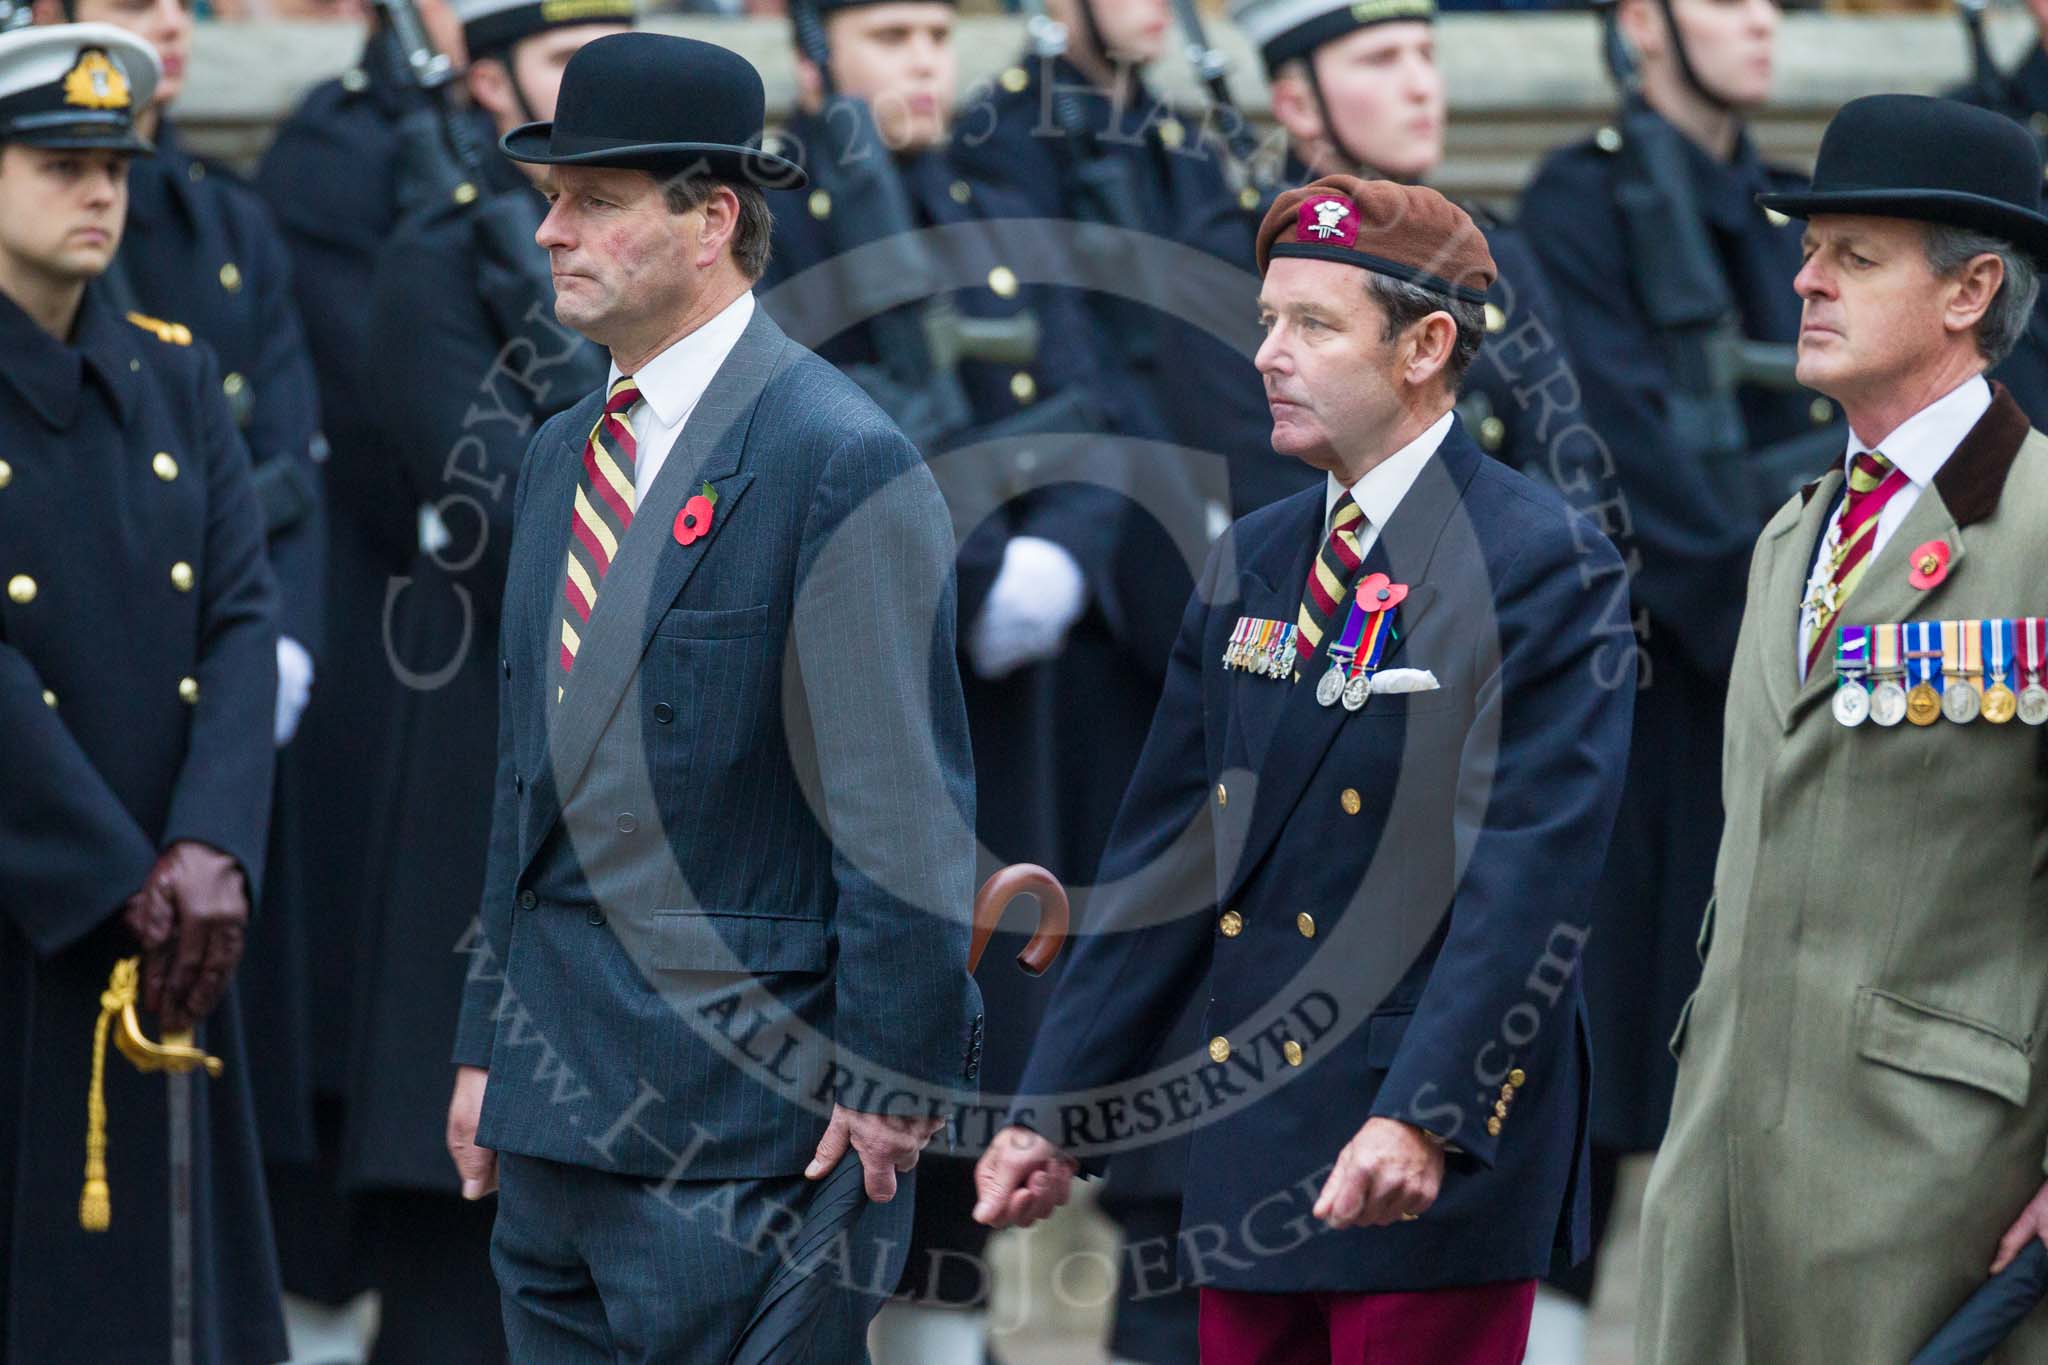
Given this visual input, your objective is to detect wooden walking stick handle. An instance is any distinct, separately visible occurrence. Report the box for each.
[968,864,1069,976]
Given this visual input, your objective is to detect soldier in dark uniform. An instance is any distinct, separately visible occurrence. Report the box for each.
[37,0,330,1176]
[248,0,461,1319]
[1513,0,1823,1350]
[1947,0,2048,422]
[954,0,1309,517]
[759,3,1188,1354]
[353,1,627,1357]
[1232,0,1583,481]
[0,24,285,1362]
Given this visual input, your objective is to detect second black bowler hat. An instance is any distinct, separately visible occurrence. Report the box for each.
[501,32,805,188]
[1758,93,2048,264]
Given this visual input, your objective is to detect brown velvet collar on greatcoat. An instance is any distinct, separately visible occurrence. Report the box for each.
[1799,380,2030,529]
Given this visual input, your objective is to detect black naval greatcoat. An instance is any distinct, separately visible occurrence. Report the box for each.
[955,55,1317,523]
[351,152,600,1195]
[123,119,324,656]
[122,117,328,1164]
[253,53,424,1111]
[1517,110,1828,1151]
[0,286,286,1363]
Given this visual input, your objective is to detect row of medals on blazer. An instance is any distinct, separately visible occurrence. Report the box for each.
[1829,618,2048,728]
[1225,619,1385,713]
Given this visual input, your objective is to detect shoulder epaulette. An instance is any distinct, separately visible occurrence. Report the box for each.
[125,311,193,346]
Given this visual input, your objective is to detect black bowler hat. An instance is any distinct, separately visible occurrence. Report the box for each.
[501,32,805,188]
[1758,94,2048,265]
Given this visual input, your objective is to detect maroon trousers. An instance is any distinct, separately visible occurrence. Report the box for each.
[1197,1278,1537,1364]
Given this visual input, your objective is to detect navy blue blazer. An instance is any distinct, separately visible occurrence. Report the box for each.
[1013,418,1634,1292]
[453,305,984,1182]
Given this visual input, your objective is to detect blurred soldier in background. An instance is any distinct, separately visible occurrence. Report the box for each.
[33,0,329,1208]
[1233,0,1585,480]
[950,4,1327,1359]
[1514,0,1834,1353]
[351,0,627,1358]
[957,0,1308,516]
[251,0,466,1339]
[1949,0,2048,420]
[760,0,1178,1355]
[0,24,285,1360]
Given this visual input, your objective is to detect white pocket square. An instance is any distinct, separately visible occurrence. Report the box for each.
[1372,668,1440,694]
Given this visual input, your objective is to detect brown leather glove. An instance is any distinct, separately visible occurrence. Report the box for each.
[141,841,250,1031]
[121,873,174,954]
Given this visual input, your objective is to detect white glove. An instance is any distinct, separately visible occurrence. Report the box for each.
[968,536,1087,680]
[275,636,314,747]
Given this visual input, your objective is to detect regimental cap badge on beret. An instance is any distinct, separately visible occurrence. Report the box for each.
[1299,193,1359,246]
[62,50,129,111]
[1259,174,1497,303]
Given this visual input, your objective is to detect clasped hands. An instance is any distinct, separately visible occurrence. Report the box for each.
[971,1116,1444,1230]
[120,840,248,1032]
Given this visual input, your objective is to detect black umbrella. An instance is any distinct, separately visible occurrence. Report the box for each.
[726,864,1070,1365]
[1909,1241,2048,1365]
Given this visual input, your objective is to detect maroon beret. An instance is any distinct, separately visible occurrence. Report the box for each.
[1256,175,1497,304]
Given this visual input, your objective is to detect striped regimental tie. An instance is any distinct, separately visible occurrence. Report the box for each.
[1803,450,1911,678]
[1294,491,1367,670]
[559,376,641,690]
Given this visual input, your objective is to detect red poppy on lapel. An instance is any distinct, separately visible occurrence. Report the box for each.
[674,482,719,546]
[1907,538,1950,590]
[1355,573,1409,612]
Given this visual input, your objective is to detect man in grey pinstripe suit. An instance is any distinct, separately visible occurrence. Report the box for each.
[442,34,984,1361]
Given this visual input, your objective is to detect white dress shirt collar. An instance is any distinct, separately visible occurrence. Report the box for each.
[607,290,756,431]
[605,290,755,502]
[1324,409,1456,534]
[1845,373,1991,491]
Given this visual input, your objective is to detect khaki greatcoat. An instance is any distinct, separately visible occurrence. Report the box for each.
[1638,385,2048,1361]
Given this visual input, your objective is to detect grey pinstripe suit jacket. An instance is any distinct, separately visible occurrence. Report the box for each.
[452,303,983,1181]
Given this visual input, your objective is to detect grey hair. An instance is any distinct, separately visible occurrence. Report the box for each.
[1923,224,2039,367]
[1363,272,1486,388]
[660,176,775,282]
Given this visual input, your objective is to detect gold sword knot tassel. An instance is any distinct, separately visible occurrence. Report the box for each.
[81,957,225,1232]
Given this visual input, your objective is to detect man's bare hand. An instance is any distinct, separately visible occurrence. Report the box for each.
[805,1105,945,1202]
[1992,1178,2048,1273]
[971,1125,1078,1229]
[1313,1117,1444,1229]
[447,1065,497,1201]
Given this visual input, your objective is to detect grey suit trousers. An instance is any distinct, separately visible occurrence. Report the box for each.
[491,1153,914,1363]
